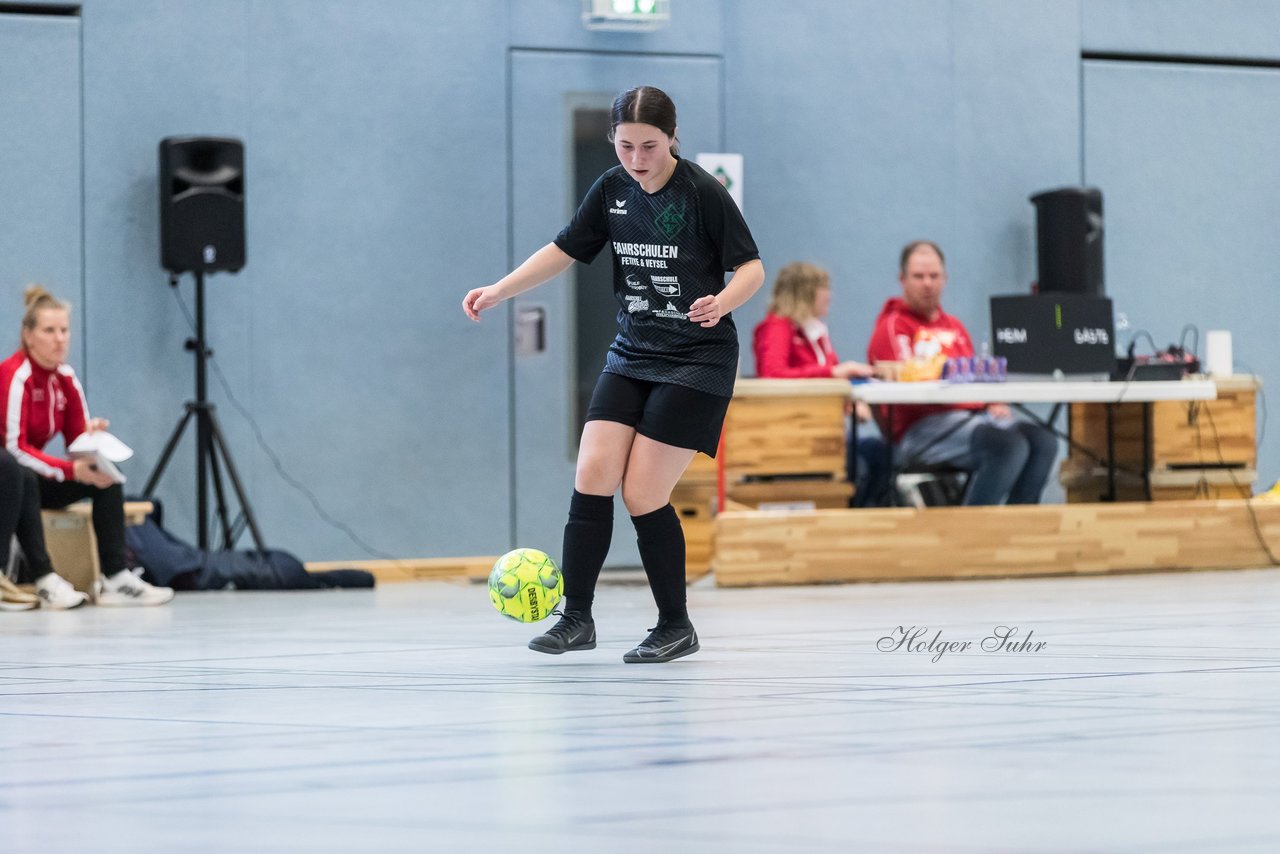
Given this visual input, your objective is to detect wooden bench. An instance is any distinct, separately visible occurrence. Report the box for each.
[713,499,1280,587]
[303,556,499,584]
[1066,375,1260,501]
[41,500,153,596]
[1061,464,1256,502]
[715,378,850,483]
[709,374,1272,588]
[674,378,853,579]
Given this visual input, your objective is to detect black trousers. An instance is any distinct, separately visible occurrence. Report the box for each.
[0,451,55,579]
[37,477,128,578]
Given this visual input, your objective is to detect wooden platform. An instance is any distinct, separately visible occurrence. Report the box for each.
[718,379,848,481]
[41,500,154,595]
[676,378,853,581]
[1061,464,1257,503]
[302,554,717,588]
[671,482,717,581]
[727,478,853,510]
[712,499,1280,587]
[1069,375,1260,472]
[304,556,498,583]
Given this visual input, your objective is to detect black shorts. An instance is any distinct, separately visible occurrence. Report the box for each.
[585,372,731,457]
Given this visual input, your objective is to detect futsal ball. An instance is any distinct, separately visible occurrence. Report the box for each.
[487,548,563,623]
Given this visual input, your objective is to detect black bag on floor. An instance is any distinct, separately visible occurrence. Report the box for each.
[124,516,374,591]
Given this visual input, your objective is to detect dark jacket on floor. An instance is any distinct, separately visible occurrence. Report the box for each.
[125,518,374,591]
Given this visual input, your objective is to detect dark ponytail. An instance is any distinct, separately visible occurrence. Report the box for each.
[608,86,679,156]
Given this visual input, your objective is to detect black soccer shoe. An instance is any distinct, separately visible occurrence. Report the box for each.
[622,618,700,664]
[528,611,597,655]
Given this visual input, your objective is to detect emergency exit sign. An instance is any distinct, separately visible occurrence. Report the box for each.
[582,0,671,31]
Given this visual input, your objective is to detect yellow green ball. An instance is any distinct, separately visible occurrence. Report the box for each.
[487,548,563,623]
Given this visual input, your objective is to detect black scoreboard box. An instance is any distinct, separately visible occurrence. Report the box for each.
[989,294,1116,377]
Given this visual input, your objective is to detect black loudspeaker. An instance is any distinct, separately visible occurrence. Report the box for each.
[159,137,245,273]
[1030,186,1103,296]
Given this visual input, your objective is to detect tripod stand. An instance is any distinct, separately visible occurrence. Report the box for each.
[144,270,265,551]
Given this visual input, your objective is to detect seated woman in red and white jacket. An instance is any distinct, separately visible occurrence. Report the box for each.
[751,262,891,507]
[1,285,172,606]
[751,262,877,381]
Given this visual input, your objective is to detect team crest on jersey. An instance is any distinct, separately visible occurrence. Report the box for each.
[655,202,686,239]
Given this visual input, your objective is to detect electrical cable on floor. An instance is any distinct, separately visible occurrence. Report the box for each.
[169,287,401,563]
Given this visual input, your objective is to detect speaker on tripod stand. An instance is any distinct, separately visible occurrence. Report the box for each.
[145,136,264,551]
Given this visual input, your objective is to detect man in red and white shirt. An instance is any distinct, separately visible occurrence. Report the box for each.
[867,242,1057,505]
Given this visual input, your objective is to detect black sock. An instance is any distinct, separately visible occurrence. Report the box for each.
[560,490,614,619]
[632,504,688,623]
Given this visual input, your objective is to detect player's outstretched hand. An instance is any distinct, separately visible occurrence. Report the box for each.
[687,295,722,328]
[463,286,501,321]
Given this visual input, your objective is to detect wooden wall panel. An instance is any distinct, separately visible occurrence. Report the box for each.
[713,500,1280,587]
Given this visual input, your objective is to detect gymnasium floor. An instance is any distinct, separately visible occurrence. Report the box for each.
[2,568,1278,853]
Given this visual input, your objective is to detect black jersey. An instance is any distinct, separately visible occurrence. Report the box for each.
[554,158,759,398]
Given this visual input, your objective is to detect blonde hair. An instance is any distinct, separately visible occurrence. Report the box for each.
[21,284,70,333]
[766,262,830,323]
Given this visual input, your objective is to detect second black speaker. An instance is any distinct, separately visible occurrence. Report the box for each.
[1030,186,1103,296]
[159,137,245,274]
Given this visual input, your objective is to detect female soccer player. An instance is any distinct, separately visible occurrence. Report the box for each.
[463,86,763,662]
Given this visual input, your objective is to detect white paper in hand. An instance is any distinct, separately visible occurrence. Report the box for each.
[68,431,133,484]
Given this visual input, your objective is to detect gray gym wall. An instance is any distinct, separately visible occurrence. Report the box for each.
[1,0,1276,561]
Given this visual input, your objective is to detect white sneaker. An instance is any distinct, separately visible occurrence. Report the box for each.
[96,568,174,607]
[35,573,89,610]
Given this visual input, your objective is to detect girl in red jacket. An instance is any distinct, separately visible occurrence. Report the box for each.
[1,286,172,606]
[752,262,892,506]
[752,262,876,381]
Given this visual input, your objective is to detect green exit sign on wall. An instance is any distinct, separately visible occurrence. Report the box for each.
[582,0,671,31]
